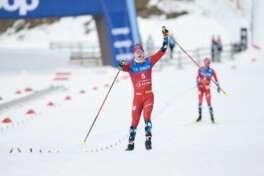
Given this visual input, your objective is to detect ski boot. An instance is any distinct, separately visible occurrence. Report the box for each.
[196,112,202,122]
[211,115,215,124]
[125,144,134,151]
[125,126,136,151]
[145,140,152,150]
[209,106,215,124]
[145,120,152,150]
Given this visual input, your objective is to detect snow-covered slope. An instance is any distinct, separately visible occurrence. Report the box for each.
[140,0,248,49]
[0,16,97,49]
[0,47,263,176]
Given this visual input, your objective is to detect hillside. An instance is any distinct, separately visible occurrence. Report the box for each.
[0,0,248,49]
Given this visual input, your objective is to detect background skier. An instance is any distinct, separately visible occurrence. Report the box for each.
[119,27,169,151]
[196,58,220,123]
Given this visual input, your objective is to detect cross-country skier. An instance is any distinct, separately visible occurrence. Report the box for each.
[119,27,169,151]
[196,58,220,123]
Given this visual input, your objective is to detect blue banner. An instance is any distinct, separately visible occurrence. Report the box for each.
[0,0,140,67]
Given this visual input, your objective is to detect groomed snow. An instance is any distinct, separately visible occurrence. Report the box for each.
[0,0,263,175]
[0,47,263,176]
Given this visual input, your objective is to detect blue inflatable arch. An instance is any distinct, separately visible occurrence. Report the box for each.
[0,0,140,67]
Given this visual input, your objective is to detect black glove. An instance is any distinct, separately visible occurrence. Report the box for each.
[160,27,169,52]
[217,87,220,93]
[162,26,169,36]
[118,60,125,70]
[216,82,220,93]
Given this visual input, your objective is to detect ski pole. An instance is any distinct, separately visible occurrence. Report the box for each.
[167,33,228,96]
[83,70,120,144]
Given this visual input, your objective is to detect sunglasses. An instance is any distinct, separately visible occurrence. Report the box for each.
[135,50,144,54]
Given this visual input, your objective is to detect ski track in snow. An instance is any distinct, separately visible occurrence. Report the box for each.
[0,48,263,176]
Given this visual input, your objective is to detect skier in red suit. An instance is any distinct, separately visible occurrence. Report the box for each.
[196,58,220,123]
[119,27,169,151]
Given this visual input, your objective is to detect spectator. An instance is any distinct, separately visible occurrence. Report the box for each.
[216,35,222,62]
[211,36,218,62]
[169,34,176,59]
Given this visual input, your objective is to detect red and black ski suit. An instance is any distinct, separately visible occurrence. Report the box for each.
[196,66,218,106]
[121,43,167,145]
[122,49,166,127]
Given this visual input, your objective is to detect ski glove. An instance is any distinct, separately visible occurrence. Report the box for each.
[161,27,169,52]
[118,60,126,70]
[162,26,169,37]
[216,82,220,93]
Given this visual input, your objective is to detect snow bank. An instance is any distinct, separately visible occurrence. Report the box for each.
[0,49,70,72]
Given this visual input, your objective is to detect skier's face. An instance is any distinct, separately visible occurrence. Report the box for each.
[204,58,210,68]
[204,61,210,68]
[134,49,144,62]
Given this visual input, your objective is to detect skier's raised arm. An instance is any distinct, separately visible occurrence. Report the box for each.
[149,27,169,66]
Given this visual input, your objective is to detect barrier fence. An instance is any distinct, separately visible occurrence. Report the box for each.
[50,42,101,66]
[0,85,66,113]
[50,41,242,67]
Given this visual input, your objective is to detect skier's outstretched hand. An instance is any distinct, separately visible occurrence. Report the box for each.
[216,82,220,93]
[119,60,126,70]
[217,86,221,93]
[162,26,169,36]
[161,26,169,52]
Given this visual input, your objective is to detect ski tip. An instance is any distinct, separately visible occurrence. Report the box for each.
[224,93,229,97]
[82,141,87,145]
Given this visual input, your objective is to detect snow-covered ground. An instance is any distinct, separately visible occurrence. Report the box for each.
[0,1,263,175]
[0,46,263,176]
